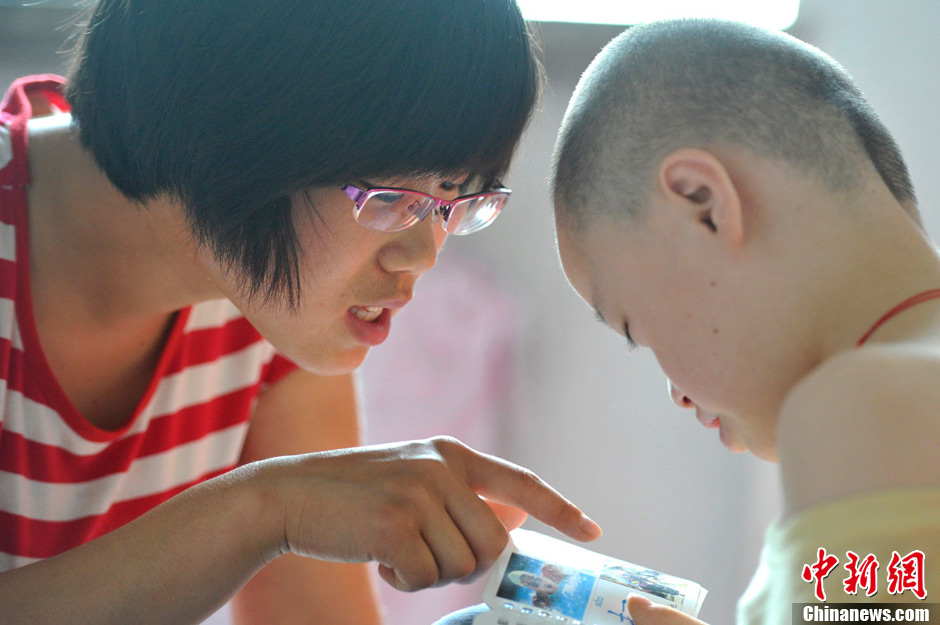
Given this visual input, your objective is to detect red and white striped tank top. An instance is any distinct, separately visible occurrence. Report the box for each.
[0,75,298,572]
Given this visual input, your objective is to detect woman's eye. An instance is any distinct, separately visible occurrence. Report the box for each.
[376,193,404,204]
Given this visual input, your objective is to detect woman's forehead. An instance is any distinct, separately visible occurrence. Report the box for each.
[369,172,472,189]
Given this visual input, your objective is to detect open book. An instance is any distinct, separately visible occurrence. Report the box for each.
[474,529,707,625]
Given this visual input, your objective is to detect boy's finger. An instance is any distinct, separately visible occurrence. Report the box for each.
[627,596,708,625]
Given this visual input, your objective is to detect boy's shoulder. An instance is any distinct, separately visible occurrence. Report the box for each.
[777,343,940,516]
[788,342,940,409]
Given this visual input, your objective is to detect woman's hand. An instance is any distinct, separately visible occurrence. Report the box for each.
[256,436,601,592]
[627,596,709,625]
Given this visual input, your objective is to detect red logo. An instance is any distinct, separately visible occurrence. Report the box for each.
[887,550,927,600]
[843,551,880,597]
[801,548,927,601]
[802,548,840,601]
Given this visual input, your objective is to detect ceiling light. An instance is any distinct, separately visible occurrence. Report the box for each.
[517,0,800,31]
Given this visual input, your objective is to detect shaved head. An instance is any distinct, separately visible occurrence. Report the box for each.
[552,19,917,229]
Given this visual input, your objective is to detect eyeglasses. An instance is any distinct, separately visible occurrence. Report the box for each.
[341,184,511,235]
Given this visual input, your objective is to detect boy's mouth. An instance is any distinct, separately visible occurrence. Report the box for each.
[696,410,720,429]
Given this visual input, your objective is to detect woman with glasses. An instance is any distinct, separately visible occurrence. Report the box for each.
[0,1,601,623]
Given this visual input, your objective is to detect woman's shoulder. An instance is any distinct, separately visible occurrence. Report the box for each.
[184,298,247,332]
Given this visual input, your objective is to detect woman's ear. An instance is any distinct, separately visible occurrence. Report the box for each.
[657,148,744,247]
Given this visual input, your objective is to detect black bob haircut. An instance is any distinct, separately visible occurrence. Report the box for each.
[66,0,541,305]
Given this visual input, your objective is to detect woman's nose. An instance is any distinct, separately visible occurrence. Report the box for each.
[377,215,448,276]
[667,379,694,408]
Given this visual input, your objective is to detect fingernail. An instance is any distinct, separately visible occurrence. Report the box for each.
[580,514,602,536]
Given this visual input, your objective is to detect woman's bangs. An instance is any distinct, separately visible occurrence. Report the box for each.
[341,2,541,186]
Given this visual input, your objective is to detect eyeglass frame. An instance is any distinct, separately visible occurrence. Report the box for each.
[341,183,512,234]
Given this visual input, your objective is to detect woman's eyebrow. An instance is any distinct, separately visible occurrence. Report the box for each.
[456,173,478,194]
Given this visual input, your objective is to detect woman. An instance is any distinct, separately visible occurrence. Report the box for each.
[0,2,602,624]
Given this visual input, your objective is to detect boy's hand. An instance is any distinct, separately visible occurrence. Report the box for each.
[258,436,601,592]
[627,596,708,625]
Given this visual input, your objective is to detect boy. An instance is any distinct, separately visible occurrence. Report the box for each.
[432,17,940,625]
[552,18,939,625]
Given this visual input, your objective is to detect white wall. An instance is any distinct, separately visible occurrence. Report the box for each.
[2,2,937,623]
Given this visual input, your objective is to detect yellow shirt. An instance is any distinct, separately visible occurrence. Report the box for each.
[737,488,940,625]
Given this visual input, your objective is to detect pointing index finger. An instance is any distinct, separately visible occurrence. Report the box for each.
[457,446,602,541]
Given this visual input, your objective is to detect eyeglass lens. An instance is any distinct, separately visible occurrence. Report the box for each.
[445,194,507,235]
[357,190,507,235]
[357,191,436,232]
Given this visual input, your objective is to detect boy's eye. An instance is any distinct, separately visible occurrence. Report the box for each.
[623,322,637,350]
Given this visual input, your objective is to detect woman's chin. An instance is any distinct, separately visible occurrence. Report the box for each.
[297,346,370,376]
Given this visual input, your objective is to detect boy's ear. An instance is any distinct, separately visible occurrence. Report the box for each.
[657,148,744,246]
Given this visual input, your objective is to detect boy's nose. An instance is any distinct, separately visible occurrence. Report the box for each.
[667,379,694,408]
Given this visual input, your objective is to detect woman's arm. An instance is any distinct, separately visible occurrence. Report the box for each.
[0,459,281,625]
[231,370,382,625]
[0,396,598,625]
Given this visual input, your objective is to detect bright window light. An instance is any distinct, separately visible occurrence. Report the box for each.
[516,0,800,30]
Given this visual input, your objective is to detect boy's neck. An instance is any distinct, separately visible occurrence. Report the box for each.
[813,202,940,360]
[26,114,222,329]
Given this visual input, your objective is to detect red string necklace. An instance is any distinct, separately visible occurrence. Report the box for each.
[856,288,940,347]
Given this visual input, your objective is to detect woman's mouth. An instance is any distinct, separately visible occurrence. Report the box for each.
[350,305,383,322]
[346,306,392,346]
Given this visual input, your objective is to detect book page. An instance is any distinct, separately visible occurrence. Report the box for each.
[477,529,707,625]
